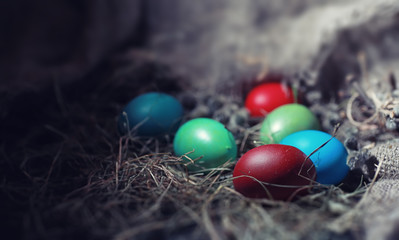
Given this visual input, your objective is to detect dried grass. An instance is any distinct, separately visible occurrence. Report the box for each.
[1,62,367,240]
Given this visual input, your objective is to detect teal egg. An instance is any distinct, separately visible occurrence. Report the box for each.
[280,130,349,185]
[118,92,183,136]
[259,104,320,144]
[173,118,237,172]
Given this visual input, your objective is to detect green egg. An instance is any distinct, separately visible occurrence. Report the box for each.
[259,104,320,144]
[173,118,237,172]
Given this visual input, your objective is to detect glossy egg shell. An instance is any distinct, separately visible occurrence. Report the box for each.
[245,82,295,117]
[173,118,237,172]
[118,92,183,136]
[233,144,316,200]
[260,103,320,144]
[280,130,349,185]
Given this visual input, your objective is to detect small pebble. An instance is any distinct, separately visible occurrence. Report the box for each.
[345,137,359,151]
[393,106,399,117]
[189,105,211,118]
[180,94,197,110]
[305,91,322,103]
[385,118,397,130]
[207,97,224,112]
[392,89,399,98]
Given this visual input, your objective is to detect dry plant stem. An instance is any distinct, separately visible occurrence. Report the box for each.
[44,124,69,140]
[114,221,166,240]
[54,76,68,117]
[137,180,172,219]
[202,170,224,194]
[357,51,369,88]
[389,72,397,90]
[347,81,399,130]
[346,92,378,127]
[353,81,375,109]
[202,185,224,240]
[237,55,269,81]
[240,130,250,152]
[41,143,63,193]
[365,155,384,197]
[286,185,319,202]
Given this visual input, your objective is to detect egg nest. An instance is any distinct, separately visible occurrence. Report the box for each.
[6,55,399,240]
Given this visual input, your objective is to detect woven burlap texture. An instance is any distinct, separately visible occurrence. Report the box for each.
[331,179,399,239]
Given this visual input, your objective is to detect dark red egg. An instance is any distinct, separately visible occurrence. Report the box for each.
[233,144,316,201]
[245,82,295,117]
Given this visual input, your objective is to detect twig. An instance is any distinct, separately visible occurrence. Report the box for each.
[353,81,375,109]
[365,155,384,197]
[114,221,166,240]
[202,185,224,240]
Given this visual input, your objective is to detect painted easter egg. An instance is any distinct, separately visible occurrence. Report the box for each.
[280,130,349,185]
[118,92,183,136]
[245,82,295,117]
[173,118,237,172]
[233,144,316,200]
[259,104,320,144]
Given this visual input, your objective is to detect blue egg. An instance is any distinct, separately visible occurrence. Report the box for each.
[280,130,349,185]
[118,92,184,136]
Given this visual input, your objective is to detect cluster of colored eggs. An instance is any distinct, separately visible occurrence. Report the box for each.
[118,92,237,172]
[118,81,349,201]
[233,129,349,200]
[234,82,349,200]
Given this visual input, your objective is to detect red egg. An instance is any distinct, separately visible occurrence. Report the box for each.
[245,82,295,117]
[233,144,316,201]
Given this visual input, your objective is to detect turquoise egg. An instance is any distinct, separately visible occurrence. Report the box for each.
[118,92,184,136]
[280,130,349,185]
[173,118,237,172]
